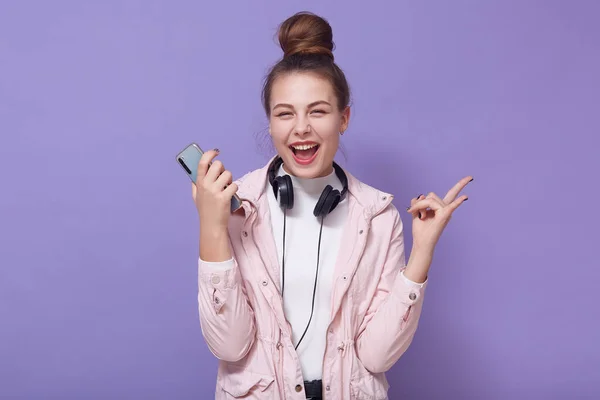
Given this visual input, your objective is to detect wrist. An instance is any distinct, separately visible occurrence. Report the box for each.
[199,223,228,238]
[404,246,433,284]
[199,226,231,262]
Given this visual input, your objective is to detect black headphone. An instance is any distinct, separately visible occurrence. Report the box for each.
[267,155,349,351]
[267,156,348,217]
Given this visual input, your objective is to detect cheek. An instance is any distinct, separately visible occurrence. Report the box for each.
[315,122,341,143]
[313,116,341,134]
[325,134,340,151]
[269,120,289,141]
[318,132,340,156]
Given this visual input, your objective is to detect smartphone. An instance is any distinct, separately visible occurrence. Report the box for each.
[176,143,243,213]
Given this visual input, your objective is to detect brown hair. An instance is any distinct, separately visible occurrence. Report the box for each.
[261,12,351,116]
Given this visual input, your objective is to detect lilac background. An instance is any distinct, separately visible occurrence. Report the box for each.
[1,1,599,399]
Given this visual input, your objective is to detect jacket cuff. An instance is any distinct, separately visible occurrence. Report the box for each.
[393,269,428,308]
[198,257,240,313]
[400,270,427,288]
[199,257,236,271]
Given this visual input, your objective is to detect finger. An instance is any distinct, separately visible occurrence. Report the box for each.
[426,191,444,205]
[447,195,469,212]
[215,170,233,190]
[222,182,239,199]
[419,209,435,220]
[444,176,473,203]
[408,194,423,219]
[417,196,443,219]
[415,194,425,219]
[191,182,197,200]
[410,194,423,207]
[407,198,444,213]
[205,160,225,184]
[197,149,220,183]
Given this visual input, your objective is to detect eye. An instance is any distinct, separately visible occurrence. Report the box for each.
[275,112,292,117]
[311,109,326,115]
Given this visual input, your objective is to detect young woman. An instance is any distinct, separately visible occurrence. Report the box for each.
[191,11,471,400]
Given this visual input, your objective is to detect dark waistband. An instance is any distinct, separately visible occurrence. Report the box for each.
[303,379,322,399]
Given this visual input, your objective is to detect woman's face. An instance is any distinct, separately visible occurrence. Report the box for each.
[268,72,349,178]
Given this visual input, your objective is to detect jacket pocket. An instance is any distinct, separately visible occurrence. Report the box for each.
[350,373,389,400]
[218,364,275,399]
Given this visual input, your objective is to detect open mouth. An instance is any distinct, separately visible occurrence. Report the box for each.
[290,143,320,165]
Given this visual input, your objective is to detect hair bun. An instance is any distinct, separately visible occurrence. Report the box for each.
[278,12,335,60]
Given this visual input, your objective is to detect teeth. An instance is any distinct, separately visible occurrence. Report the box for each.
[291,143,318,150]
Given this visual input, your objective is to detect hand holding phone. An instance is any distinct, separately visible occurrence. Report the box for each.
[176,143,242,231]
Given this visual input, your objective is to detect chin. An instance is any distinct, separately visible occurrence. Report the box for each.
[289,166,323,179]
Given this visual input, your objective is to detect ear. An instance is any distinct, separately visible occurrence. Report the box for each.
[340,106,351,133]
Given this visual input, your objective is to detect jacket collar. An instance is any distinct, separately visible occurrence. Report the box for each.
[236,156,394,220]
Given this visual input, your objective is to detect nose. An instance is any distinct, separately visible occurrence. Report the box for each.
[294,116,311,136]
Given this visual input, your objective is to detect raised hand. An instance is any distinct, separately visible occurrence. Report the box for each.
[406,176,473,253]
[192,149,239,231]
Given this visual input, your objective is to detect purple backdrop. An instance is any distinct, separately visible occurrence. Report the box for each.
[1,1,598,399]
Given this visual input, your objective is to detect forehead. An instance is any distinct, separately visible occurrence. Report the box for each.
[270,72,336,106]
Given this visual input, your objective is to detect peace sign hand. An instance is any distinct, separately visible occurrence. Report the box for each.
[406,176,473,253]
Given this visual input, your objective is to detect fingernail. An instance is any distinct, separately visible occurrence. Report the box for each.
[406,206,411,211]
[418,193,423,198]
[469,178,474,182]
[213,148,220,153]
[465,198,469,201]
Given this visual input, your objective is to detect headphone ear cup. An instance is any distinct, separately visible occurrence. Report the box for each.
[313,185,332,217]
[314,185,341,217]
[326,191,341,214]
[323,189,341,215]
[275,175,294,209]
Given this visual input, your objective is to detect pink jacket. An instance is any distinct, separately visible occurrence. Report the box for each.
[197,159,428,399]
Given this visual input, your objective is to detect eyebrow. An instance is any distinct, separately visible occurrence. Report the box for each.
[272,100,332,110]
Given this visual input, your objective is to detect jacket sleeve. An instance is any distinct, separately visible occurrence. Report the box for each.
[354,208,428,373]
[197,257,256,362]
